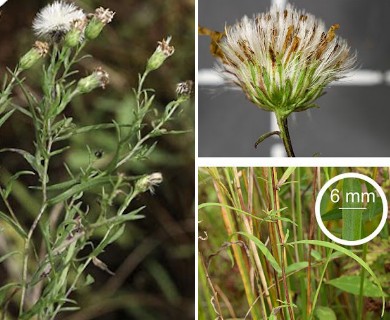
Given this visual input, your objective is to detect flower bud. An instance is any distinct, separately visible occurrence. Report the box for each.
[176,80,194,101]
[135,172,163,194]
[76,67,109,93]
[64,19,87,47]
[146,36,175,72]
[85,7,115,40]
[19,41,49,70]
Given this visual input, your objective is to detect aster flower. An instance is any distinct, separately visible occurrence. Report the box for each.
[85,7,115,40]
[64,18,87,47]
[19,41,50,70]
[203,4,356,157]
[33,1,85,42]
[135,172,163,194]
[76,67,109,93]
[146,36,175,73]
[176,80,194,100]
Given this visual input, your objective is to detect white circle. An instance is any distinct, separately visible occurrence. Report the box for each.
[315,173,388,246]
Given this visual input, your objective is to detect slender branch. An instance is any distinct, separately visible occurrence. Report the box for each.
[19,203,47,314]
[271,168,295,320]
[0,67,23,112]
[19,116,53,314]
[115,100,181,169]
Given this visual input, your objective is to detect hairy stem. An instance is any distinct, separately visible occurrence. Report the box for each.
[275,113,295,157]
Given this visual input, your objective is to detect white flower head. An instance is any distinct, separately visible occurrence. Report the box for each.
[217,4,356,115]
[33,1,86,42]
[135,173,163,194]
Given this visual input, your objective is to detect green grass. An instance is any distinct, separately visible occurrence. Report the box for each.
[198,167,389,320]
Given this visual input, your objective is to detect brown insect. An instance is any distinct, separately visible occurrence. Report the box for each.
[198,25,226,60]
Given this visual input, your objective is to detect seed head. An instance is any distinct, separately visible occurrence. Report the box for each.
[176,80,194,101]
[33,1,86,42]
[94,7,115,24]
[19,41,50,70]
[85,7,115,40]
[217,4,356,116]
[64,18,87,47]
[135,172,163,194]
[76,67,109,93]
[146,36,175,72]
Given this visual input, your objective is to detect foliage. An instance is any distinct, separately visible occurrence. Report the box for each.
[198,167,389,320]
[0,2,193,319]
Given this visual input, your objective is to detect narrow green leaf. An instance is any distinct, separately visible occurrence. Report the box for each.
[365,182,382,221]
[321,208,342,221]
[254,131,280,148]
[0,109,15,128]
[0,251,19,264]
[0,282,20,302]
[0,211,27,238]
[4,170,35,198]
[235,231,282,274]
[48,176,114,205]
[0,148,43,176]
[314,306,337,320]
[342,178,363,240]
[198,202,264,221]
[310,250,322,261]
[46,179,79,191]
[289,239,385,316]
[268,313,277,320]
[276,167,296,189]
[326,275,388,298]
[106,224,125,245]
[363,198,382,221]
[285,261,308,274]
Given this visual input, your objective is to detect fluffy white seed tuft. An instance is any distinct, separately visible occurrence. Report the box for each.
[33,1,85,41]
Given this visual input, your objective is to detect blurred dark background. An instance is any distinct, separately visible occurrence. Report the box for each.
[198,0,390,157]
[0,0,195,319]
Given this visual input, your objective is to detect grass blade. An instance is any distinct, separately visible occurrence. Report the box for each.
[235,231,282,274]
[289,239,386,316]
[342,178,362,240]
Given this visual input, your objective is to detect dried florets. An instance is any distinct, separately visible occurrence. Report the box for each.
[146,36,175,72]
[19,41,50,70]
[85,7,115,40]
[176,80,194,100]
[76,67,109,93]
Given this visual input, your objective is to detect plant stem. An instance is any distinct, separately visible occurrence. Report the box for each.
[275,113,295,157]
[19,105,53,315]
[271,168,295,320]
[357,243,368,320]
[309,248,334,320]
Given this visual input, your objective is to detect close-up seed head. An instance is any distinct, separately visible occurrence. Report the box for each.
[33,1,85,42]
[217,4,356,116]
